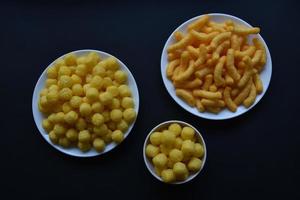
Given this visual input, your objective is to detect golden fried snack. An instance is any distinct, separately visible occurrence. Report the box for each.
[224,87,237,112]
[176,89,195,106]
[214,56,226,86]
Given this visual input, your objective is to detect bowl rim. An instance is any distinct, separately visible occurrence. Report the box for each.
[32,49,140,157]
[160,13,272,120]
[143,120,207,184]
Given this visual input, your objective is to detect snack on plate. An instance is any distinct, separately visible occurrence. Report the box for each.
[145,123,205,183]
[166,15,266,113]
[38,52,136,152]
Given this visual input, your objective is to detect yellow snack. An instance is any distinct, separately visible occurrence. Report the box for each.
[110,109,123,122]
[58,66,71,76]
[79,102,92,116]
[71,74,82,84]
[59,75,73,88]
[116,120,128,132]
[49,131,58,144]
[42,119,53,132]
[168,123,182,136]
[174,137,183,149]
[181,140,195,157]
[243,83,257,108]
[234,78,253,105]
[210,32,231,50]
[146,144,159,158]
[173,162,188,180]
[187,157,202,171]
[152,153,168,168]
[181,126,195,140]
[75,118,87,131]
[46,90,59,104]
[109,98,121,109]
[90,75,103,89]
[58,137,71,148]
[58,88,73,101]
[226,49,240,81]
[161,169,176,183]
[237,57,255,88]
[66,128,78,142]
[214,56,226,86]
[224,87,237,112]
[173,78,202,89]
[190,30,219,43]
[173,60,195,82]
[160,144,172,155]
[254,72,263,94]
[45,79,57,88]
[91,113,104,126]
[187,15,210,31]
[194,45,207,67]
[175,89,195,106]
[107,85,119,97]
[86,87,99,102]
[93,124,108,136]
[111,130,124,143]
[121,97,134,109]
[174,31,184,41]
[169,149,184,162]
[201,74,213,90]
[47,67,57,79]
[233,26,260,35]
[53,112,65,123]
[114,70,127,84]
[194,143,204,158]
[78,130,91,143]
[161,130,176,147]
[167,33,193,53]
[99,91,113,105]
[212,41,230,62]
[195,67,213,79]
[235,46,256,59]
[78,142,91,152]
[93,138,105,152]
[150,132,162,146]
[193,90,222,99]
[196,99,205,112]
[53,124,66,137]
[123,108,136,123]
[69,96,82,108]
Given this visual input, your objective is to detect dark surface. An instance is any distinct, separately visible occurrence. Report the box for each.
[1,0,299,199]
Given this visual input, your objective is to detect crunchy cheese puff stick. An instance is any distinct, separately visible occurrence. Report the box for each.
[166,59,180,78]
[174,60,195,81]
[173,78,203,89]
[237,56,255,88]
[252,38,267,71]
[190,30,219,43]
[210,32,231,50]
[224,87,237,112]
[212,41,230,61]
[193,90,222,99]
[225,74,234,86]
[243,83,257,108]
[235,46,256,59]
[174,31,184,41]
[209,84,217,92]
[202,74,213,90]
[196,99,205,112]
[253,73,263,94]
[201,99,225,107]
[206,107,221,114]
[195,67,213,79]
[168,34,193,53]
[233,26,260,35]
[186,45,199,59]
[194,45,207,67]
[231,34,244,50]
[214,56,226,87]
[234,78,252,105]
[176,89,195,106]
[187,15,210,31]
[251,50,263,67]
[226,49,240,81]
[168,52,181,61]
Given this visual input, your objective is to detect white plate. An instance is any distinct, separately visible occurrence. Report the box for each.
[32,49,140,157]
[143,120,207,184]
[161,13,272,120]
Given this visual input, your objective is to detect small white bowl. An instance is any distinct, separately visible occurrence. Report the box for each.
[143,120,207,184]
[161,13,272,120]
[32,49,140,157]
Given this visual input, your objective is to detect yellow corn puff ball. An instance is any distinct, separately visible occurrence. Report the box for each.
[146,144,160,158]
[59,75,73,88]
[62,102,72,113]
[169,149,184,162]
[116,120,128,132]
[85,74,93,83]
[90,75,103,89]
[93,138,105,152]
[45,79,57,88]
[64,53,77,66]
[48,85,59,92]
[78,142,91,152]
[168,123,182,136]
[66,128,78,142]
[109,98,121,109]
[91,102,104,113]
[187,157,202,171]
[161,169,176,183]
[194,143,204,158]
[49,130,58,144]
[102,77,113,88]
[110,109,123,122]
[75,118,87,131]
[102,111,111,122]
[40,96,49,108]
[150,131,162,146]
[79,102,92,117]
[92,113,104,126]
[47,66,57,79]
[78,130,91,143]
[160,144,172,155]
[105,57,119,71]
[53,112,65,123]
[72,84,84,96]
[42,119,53,132]
[46,90,59,104]
[121,97,134,109]
[107,85,119,97]
[118,85,132,97]
[53,124,67,138]
[59,137,71,148]
[174,137,183,149]
[83,84,91,94]
[58,66,71,76]
[70,96,82,108]
[47,113,56,123]
[71,74,82,84]
[161,130,176,147]
[93,124,108,136]
[111,130,124,143]
[64,110,78,124]
[59,88,73,101]
[86,87,99,102]
[39,88,48,97]
[93,63,106,77]
[181,126,195,140]
[181,140,195,157]
[173,162,188,180]
[107,121,117,131]
[114,70,127,84]
[99,91,113,105]
[103,130,113,143]
[154,166,164,177]
[152,153,168,169]
[123,108,136,123]
[75,64,88,77]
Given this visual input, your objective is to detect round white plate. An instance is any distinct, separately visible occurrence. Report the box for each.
[32,49,140,157]
[143,120,207,184]
[161,13,272,120]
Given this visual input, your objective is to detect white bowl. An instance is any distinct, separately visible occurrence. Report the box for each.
[32,49,140,157]
[161,13,272,120]
[143,120,207,184]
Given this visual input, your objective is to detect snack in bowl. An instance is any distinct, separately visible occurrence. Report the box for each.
[144,121,206,184]
[38,52,137,153]
[166,15,266,114]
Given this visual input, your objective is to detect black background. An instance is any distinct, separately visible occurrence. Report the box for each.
[1,0,299,199]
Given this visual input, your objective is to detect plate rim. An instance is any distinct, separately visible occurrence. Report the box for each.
[32,49,140,157]
[160,13,272,120]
